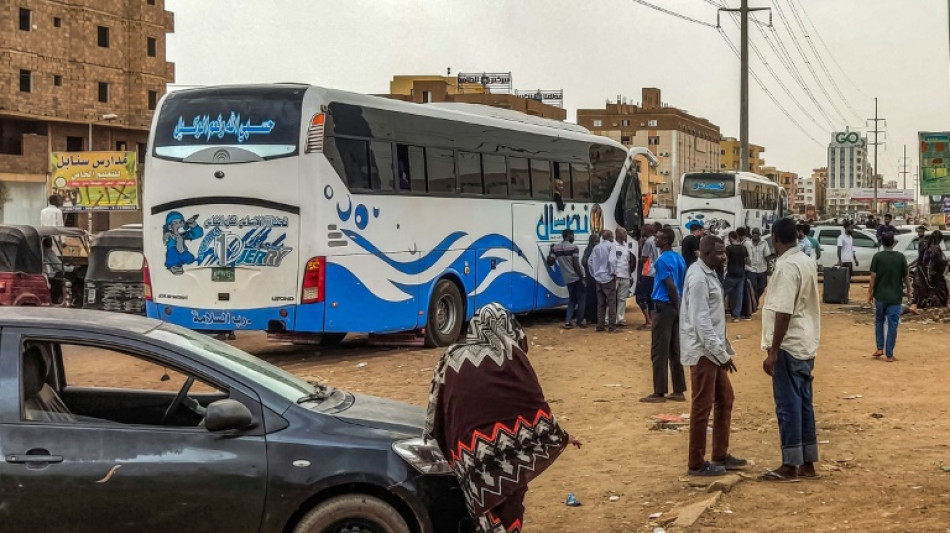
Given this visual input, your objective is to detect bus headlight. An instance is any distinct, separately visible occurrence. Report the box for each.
[393,438,452,475]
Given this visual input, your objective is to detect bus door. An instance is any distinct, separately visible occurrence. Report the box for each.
[507,203,540,313]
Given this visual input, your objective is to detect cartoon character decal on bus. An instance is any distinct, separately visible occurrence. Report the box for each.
[163,211,204,275]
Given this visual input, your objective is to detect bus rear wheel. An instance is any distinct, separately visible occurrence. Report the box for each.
[424,279,463,348]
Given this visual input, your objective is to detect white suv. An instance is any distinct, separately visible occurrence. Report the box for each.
[809,226,879,273]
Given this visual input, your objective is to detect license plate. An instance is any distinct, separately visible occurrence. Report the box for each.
[211,268,235,282]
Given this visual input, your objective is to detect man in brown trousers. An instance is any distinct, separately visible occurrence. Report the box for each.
[679,235,747,476]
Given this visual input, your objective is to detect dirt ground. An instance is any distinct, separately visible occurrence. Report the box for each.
[232,280,950,533]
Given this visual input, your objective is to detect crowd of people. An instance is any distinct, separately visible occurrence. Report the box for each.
[426,215,950,532]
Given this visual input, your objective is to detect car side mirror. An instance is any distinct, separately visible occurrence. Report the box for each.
[205,399,253,432]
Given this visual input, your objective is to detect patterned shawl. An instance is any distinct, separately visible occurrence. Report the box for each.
[424,303,569,526]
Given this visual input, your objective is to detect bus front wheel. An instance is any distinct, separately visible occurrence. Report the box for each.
[424,279,464,348]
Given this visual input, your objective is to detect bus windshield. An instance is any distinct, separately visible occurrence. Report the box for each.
[682,174,736,199]
[153,86,305,161]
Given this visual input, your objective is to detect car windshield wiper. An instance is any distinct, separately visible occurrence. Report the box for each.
[297,381,334,404]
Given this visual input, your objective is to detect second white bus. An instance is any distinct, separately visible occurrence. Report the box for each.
[678,171,786,235]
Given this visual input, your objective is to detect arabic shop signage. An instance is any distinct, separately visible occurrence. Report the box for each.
[49,151,138,211]
[173,112,276,144]
[457,72,512,86]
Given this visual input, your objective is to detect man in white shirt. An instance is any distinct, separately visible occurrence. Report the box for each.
[614,228,637,327]
[744,228,772,308]
[681,235,746,477]
[40,195,65,227]
[588,229,619,333]
[836,221,858,281]
[760,218,821,483]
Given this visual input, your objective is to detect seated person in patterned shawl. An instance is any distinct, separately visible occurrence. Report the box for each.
[424,303,582,533]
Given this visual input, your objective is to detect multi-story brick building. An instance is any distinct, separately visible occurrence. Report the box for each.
[796,168,828,218]
[0,0,174,227]
[761,166,799,212]
[719,137,766,174]
[576,88,721,209]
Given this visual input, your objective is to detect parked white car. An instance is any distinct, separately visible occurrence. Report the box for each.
[891,230,950,271]
[809,226,879,273]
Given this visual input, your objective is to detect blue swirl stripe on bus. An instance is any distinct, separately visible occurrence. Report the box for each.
[340,230,528,277]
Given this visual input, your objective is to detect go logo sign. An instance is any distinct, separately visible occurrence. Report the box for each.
[835,131,861,145]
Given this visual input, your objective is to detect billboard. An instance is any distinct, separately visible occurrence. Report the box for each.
[49,151,139,211]
[515,89,564,108]
[849,188,915,201]
[930,195,950,215]
[919,132,950,196]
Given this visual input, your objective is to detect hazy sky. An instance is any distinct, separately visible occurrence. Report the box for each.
[166,0,949,187]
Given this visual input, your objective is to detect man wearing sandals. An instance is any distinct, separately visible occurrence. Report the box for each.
[760,218,821,483]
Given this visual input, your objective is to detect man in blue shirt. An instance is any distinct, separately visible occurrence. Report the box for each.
[641,228,688,403]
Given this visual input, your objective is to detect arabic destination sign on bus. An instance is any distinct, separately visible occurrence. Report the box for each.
[49,151,138,211]
[919,132,950,196]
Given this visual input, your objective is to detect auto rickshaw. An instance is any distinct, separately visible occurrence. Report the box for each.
[0,225,49,306]
[84,225,145,314]
[37,226,90,308]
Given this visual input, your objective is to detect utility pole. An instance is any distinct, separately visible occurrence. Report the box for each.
[867,97,886,214]
[899,144,911,216]
[719,0,770,172]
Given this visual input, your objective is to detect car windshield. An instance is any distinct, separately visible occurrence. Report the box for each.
[148,324,317,403]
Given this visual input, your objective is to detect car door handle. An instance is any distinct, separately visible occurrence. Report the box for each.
[7,451,63,465]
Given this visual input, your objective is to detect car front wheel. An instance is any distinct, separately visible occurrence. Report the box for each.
[293,494,411,533]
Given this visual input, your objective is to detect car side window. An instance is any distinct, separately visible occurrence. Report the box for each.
[817,230,838,246]
[909,238,920,251]
[853,233,876,248]
[21,341,224,427]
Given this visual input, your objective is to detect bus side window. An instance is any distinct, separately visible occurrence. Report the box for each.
[554,162,571,197]
[571,164,591,200]
[483,154,507,196]
[457,151,483,195]
[326,137,370,190]
[426,148,456,194]
[530,160,552,200]
[396,144,427,193]
[509,157,530,198]
[369,141,394,192]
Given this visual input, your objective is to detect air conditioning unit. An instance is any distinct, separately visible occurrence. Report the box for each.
[660,170,671,175]
[659,152,670,157]
[661,187,670,193]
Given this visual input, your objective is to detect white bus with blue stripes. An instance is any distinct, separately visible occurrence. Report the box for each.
[143,84,654,346]
[678,171,787,236]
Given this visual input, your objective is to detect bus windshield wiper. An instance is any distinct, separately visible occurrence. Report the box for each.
[298,381,334,404]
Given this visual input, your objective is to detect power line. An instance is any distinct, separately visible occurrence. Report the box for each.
[795,0,869,99]
[784,0,863,122]
[629,0,717,28]
[717,0,837,131]
[719,0,839,130]
[771,0,849,126]
[718,8,832,132]
[717,27,823,147]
